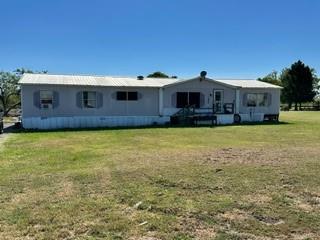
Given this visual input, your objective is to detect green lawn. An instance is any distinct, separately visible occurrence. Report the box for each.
[1,112,320,239]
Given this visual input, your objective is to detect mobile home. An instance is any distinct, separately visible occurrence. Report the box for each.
[19,72,281,129]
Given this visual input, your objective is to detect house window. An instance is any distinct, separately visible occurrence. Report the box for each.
[176,92,188,108]
[246,93,268,107]
[128,92,138,101]
[176,92,200,108]
[83,91,97,108]
[116,91,138,101]
[189,92,200,108]
[40,90,53,109]
[117,91,127,101]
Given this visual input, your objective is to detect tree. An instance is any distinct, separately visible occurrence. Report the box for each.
[0,71,21,116]
[258,71,282,86]
[280,60,318,110]
[279,68,293,107]
[0,68,47,116]
[147,71,169,78]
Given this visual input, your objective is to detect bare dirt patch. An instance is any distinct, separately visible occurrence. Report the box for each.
[56,180,76,199]
[201,146,320,165]
[129,237,161,240]
[252,214,284,226]
[301,191,320,209]
[114,146,318,171]
[285,190,318,212]
[291,233,317,240]
[218,209,250,222]
[177,215,216,239]
[10,188,44,205]
[295,200,314,212]
[243,194,273,205]
[220,229,275,240]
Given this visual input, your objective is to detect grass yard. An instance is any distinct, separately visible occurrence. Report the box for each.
[1,112,320,240]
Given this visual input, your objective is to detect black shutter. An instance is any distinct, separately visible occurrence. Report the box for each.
[53,91,59,108]
[243,93,248,106]
[267,93,272,106]
[76,92,83,108]
[97,92,103,108]
[33,91,41,109]
[171,93,177,107]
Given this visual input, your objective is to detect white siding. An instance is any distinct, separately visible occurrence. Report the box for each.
[239,88,281,115]
[162,78,236,116]
[21,85,160,118]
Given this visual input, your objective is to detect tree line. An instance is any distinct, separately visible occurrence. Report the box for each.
[258,60,319,110]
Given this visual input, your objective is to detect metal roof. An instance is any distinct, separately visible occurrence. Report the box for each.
[19,73,282,89]
[215,79,282,89]
[19,73,180,88]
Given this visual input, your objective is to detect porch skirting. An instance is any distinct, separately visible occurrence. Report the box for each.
[22,116,171,130]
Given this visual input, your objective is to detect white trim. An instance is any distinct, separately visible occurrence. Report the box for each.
[20,87,24,118]
[39,90,53,109]
[213,89,224,113]
[163,77,238,89]
[82,91,97,108]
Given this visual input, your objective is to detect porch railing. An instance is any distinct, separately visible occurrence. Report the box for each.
[171,103,235,125]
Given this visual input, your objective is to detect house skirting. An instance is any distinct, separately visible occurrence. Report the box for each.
[239,113,264,122]
[22,113,266,130]
[192,114,264,125]
[22,116,171,130]
[216,114,235,125]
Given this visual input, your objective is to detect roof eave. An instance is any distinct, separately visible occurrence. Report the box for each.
[19,82,165,88]
[162,77,238,89]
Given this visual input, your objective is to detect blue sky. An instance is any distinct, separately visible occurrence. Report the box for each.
[0,0,319,79]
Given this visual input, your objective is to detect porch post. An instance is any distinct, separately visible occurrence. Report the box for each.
[159,88,163,116]
[235,88,240,114]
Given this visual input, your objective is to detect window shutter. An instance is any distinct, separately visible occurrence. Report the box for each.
[53,91,59,108]
[171,93,177,107]
[138,92,143,100]
[97,92,103,108]
[243,93,248,106]
[111,92,117,100]
[76,92,83,108]
[33,91,41,109]
[200,93,205,107]
[267,93,272,106]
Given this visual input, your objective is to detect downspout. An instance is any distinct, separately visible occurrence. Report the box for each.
[20,85,24,122]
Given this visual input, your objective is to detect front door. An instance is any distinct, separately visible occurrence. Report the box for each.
[213,90,224,113]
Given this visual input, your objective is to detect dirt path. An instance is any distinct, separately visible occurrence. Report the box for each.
[0,123,15,149]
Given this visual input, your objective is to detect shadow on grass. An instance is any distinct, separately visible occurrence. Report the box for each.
[7,120,292,134]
